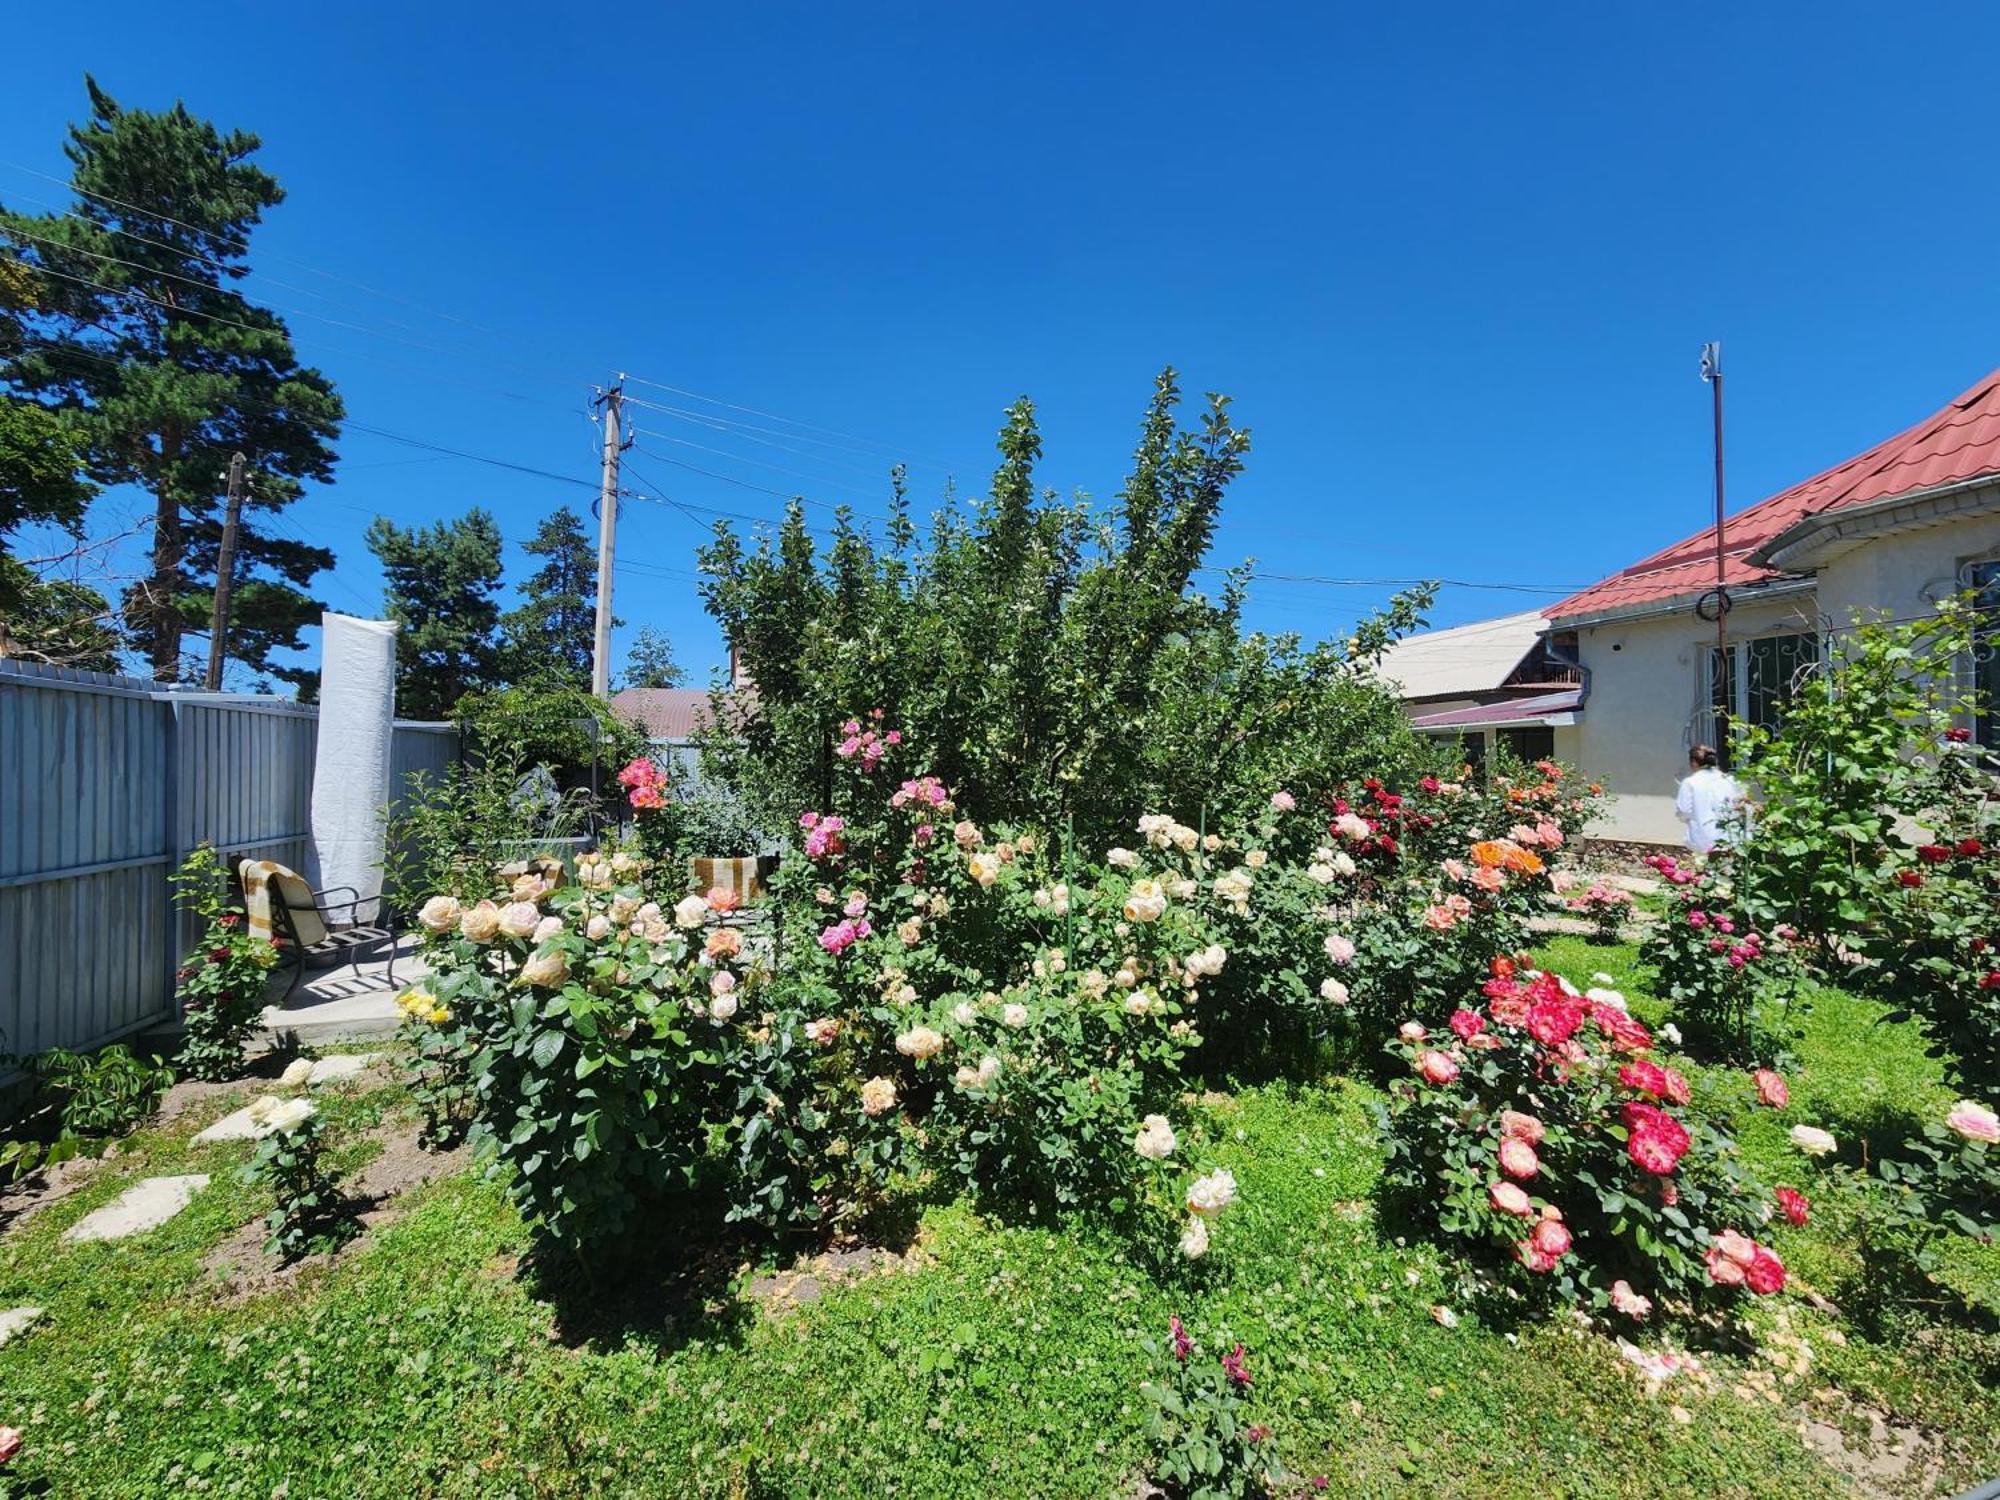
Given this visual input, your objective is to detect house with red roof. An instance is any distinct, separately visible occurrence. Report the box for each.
[1407,367,2000,844]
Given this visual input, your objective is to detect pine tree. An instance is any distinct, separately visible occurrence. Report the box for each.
[619,625,686,689]
[366,508,504,720]
[0,78,342,686]
[499,505,599,688]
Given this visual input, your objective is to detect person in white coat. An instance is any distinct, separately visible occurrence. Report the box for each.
[1675,744,1748,854]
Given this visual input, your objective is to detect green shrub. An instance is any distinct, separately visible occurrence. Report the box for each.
[172,845,279,1081]
[1140,1316,1287,1500]
[30,1044,173,1137]
[1638,851,1803,1065]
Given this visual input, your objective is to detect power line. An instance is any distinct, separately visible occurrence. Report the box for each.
[620,391,946,481]
[621,372,968,473]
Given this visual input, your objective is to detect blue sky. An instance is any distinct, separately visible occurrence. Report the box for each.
[6,4,1998,688]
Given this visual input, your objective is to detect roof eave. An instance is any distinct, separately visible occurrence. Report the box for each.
[1752,474,2000,573]
[1548,575,1817,631]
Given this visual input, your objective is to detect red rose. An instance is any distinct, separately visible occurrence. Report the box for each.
[1897,870,1923,888]
[1420,776,1441,793]
[1917,844,1951,865]
[1958,838,1984,858]
[1745,1245,1786,1295]
[1774,1187,1809,1227]
[1622,1102,1690,1175]
[1660,1067,1691,1106]
[1618,1060,1671,1099]
[209,946,230,962]
[1489,956,1517,980]
[1981,971,2000,991]
[1526,995,1586,1047]
[1946,726,1974,743]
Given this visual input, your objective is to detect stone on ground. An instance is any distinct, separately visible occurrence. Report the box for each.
[193,1106,268,1144]
[307,1053,379,1086]
[62,1175,210,1243]
[0,1306,42,1345]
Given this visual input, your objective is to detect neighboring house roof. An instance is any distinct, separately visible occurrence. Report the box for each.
[1373,609,1550,700]
[610,687,720,740]
[1551,368,2000,624]
[1410,687,1583,732]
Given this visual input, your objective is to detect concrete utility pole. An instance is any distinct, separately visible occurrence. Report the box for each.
[204,451,247,691]
[590,382,625,698]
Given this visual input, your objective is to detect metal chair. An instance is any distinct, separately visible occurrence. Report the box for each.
[241,860,398,1004]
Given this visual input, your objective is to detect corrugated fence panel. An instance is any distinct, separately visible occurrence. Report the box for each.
[0,661,457,1060]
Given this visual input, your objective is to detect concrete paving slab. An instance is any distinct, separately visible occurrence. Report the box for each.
[62,1174,210,1243]
[258,934,425,1044]
[306,1053,380,1086]
[0,1306,42,1345]
[192,1106,268,1144]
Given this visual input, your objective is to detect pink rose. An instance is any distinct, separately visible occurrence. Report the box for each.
[1610,1280,1652,1319]
[1498,1137,1540,1180]
[1946,1100,2000,1144]
[1529,1216,1571,1260]
[1745,1245,1786,1295]
[0,1426,19,1463]
[1753,1069,1789,1109]
[1415,1049,1460,1085]
[1399,1021,1427,1043]
[1498,1110,1545,1144]
[1489,1181,1534,1217]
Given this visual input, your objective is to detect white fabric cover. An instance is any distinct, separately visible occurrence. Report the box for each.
[307,613,399,919]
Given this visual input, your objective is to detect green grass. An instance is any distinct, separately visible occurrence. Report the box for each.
[1,970,1996,1498]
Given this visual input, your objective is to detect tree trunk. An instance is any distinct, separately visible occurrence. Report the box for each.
[149,432,182,681]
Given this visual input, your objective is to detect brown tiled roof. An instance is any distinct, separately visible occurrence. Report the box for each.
[610,687,722,740]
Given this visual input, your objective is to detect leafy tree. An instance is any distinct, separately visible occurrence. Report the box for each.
[619,624,686,689]
[0,78,342,687]
[499,505,599,687]
[698,368,1432,848]
[366,507,504,720]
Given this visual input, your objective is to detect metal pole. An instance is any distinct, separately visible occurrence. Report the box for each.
[1702,344,1729,757]
[204,452,247,692]
[591,383,624,698]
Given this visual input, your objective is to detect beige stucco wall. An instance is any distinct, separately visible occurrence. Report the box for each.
[1812,507,2000,628]
[1563,593,1817,846]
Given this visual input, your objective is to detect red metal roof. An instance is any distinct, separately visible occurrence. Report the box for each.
[1550,368,2000,621]
[1411,688,1582,731]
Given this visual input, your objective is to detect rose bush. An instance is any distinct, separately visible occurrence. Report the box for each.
[171,845,280,1081]
[1379,965,1778,1311]
[1638,851,1802,1064]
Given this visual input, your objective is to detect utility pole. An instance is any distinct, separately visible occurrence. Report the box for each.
[591,381,625,698]
[1700,343,1729,758]
[204,451,247,692]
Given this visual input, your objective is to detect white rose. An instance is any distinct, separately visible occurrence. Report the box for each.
[586,914,612,941]
[265,1097,315,1135]
[1134,1113,1177,1161]
[1186,1167,1237,1217]
[1107,847,1138,870]
[1332,851,1357,878]
[533,915,565,945]
[418,895,462,933]
[967,852,1001,888]
[952,1001,977,1026]
[246,1094,282,1125]
[1185,944,1228,978]
[1179,1215,1210,1259]
[1789,1125,1837,1158]
[1319,977,1350,1004]
[1123,879,1167,924]
[1307,862,1336,884]
[674,895,709,929]
[1002,1003,1029,1027]
[1245,849,1268,870]
[709,992,739,1022]
[977,1054,1001,1084]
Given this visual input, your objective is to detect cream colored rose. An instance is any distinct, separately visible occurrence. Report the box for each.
[895,1026,944,1060]
[265,1097,315,1134]
[498,902,541,940]
[674,894,709,929]
[1107,846,1139,870]
[1179,1215,1210,1259]
[953,820,983,849]
[967,852,1001,888]
[1245,849,1268,870]
[1002,1003,1029,1027]
[860,1076,898,1117]
[533,915,565,945]
[709,992,739,1022]
[459,900,501,943]
[518,949,569,988]
[951,1000,977,1025]
[418,895,462,933]
[586,914,612,942]
[1123,879,1167,923]
[1185,944,1227,978]
[1186,1167,1237,1216]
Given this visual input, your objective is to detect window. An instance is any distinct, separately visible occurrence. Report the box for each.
[1498,725,1554,763]
[1703,632,1818,762]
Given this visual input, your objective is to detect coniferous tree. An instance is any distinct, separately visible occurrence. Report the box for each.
[619,625,686,689]
[0,78,342,686]
[366,508,504,720]
[499,505,599,687]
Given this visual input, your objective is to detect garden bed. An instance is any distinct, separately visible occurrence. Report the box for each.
[0,942,1993,1497]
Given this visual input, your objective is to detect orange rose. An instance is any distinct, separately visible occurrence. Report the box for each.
[705,928,744,960]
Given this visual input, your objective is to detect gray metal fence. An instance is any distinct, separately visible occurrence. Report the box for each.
[0,659,457,1060]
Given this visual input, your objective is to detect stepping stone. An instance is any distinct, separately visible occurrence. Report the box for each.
[306,1053,379,1086]
[193,1105,269,1144]
[0,1307,42,1345]
[62,1175,209,1243]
